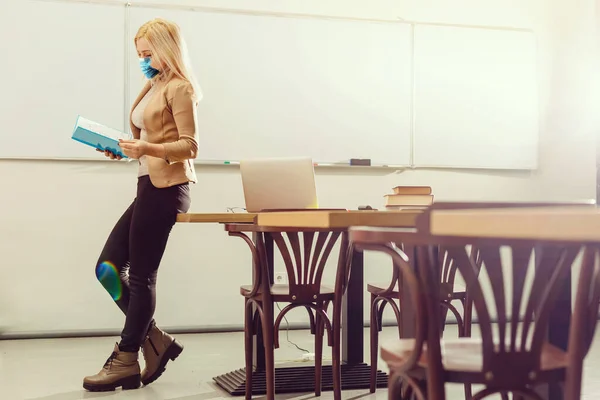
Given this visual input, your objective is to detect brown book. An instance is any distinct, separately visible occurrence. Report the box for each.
[384,205,429,210]
[392,186,432,195]
[384,194,434,207]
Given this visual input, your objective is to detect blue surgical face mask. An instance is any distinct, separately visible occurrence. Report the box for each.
[139,57,159,79]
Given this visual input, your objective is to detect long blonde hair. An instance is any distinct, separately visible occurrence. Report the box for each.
[135,18,202,99]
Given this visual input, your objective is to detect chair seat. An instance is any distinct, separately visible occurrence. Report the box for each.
[368,282,466,298]
[381,338,567,381]
[367,282,399,295]
[240,284,335,298]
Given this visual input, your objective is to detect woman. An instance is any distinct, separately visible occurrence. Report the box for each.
[83,18,201,392]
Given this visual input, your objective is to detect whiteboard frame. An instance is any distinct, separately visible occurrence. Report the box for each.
[0,155,536,172]
[12,0,537,171]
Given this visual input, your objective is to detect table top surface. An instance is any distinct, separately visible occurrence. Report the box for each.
[177,209,422,228]
[429,206,600,242]
[256,209,421,228]
[176,212,257,223]
[176,206,600,241]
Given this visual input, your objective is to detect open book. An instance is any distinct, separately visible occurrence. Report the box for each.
[71,116,131,158]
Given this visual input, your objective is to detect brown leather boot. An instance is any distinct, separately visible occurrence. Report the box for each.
[83,343,141,392]
[141,324,183,385]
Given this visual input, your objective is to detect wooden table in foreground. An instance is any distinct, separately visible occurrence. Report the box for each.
[177,209,421,396]
[426,206,600,400]
[429,206,600,241]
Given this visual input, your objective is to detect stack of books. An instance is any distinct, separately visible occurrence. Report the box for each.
[384,186,434,210]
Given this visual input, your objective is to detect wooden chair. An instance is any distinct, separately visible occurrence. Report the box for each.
[366,201,589,393]
[352,226,600,400]
[367,243,478,393]
[226,223,351,400]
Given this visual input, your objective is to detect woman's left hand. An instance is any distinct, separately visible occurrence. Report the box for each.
[118,139,149,159]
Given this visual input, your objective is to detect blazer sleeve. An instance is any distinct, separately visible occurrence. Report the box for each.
[163,81,199,163]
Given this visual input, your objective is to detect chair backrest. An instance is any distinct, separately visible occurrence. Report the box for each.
[570,245,600,356]
[270,230,344,301]
[440,238,582,386]
[565,244,600,398]
[435,246,459,298]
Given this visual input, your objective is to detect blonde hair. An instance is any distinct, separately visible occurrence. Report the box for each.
[135,18,202,99]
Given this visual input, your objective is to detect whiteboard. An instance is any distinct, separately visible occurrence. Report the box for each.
[0,0,125,160]
[0,1,540,170]
[128,8,413,165]
[412,25,539,169]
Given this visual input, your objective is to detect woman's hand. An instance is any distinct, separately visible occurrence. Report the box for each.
[96,148,122,160]
[118,139,149,159]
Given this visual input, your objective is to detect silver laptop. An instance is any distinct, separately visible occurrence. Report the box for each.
[240,157,319,213]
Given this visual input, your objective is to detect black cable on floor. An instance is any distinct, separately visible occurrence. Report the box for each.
[276,302,309,353]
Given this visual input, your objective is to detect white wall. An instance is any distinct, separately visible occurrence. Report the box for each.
[0,0,598,337]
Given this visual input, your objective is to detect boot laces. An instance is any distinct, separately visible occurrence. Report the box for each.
[103,351,118,369]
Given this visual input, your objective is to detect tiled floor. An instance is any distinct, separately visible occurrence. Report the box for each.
[1,325,600,400]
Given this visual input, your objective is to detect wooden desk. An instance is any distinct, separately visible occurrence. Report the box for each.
[429,206,600,242]
[177,210,421,396]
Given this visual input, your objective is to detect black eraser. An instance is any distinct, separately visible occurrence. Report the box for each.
[358,205,376,210]
[350,158,371,166]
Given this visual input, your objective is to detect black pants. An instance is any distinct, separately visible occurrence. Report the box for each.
[95,175,191,352]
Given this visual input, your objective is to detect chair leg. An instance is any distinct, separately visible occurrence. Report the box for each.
[370,293,379,393]
[244,299,254,400]
[388,370,403,400]
[314,302,324,396]
[260,301,275,400]
[463,383,472,400]
[565,358,584,400]
[377,298,386,331]
[462,297,472,338]
[332,301,342,400]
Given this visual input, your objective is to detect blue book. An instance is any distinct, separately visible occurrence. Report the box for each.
[71,115,131,158]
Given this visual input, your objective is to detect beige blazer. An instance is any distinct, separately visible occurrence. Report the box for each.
[129,77,199,188]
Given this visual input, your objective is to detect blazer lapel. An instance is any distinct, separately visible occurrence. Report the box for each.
[129,80,152,139]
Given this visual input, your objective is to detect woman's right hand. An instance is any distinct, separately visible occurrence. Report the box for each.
[96,148,123,160]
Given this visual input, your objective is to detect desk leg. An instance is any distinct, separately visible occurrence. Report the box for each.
[339,245,387,388]
[213,232,387,396]
[342,247,363,364]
